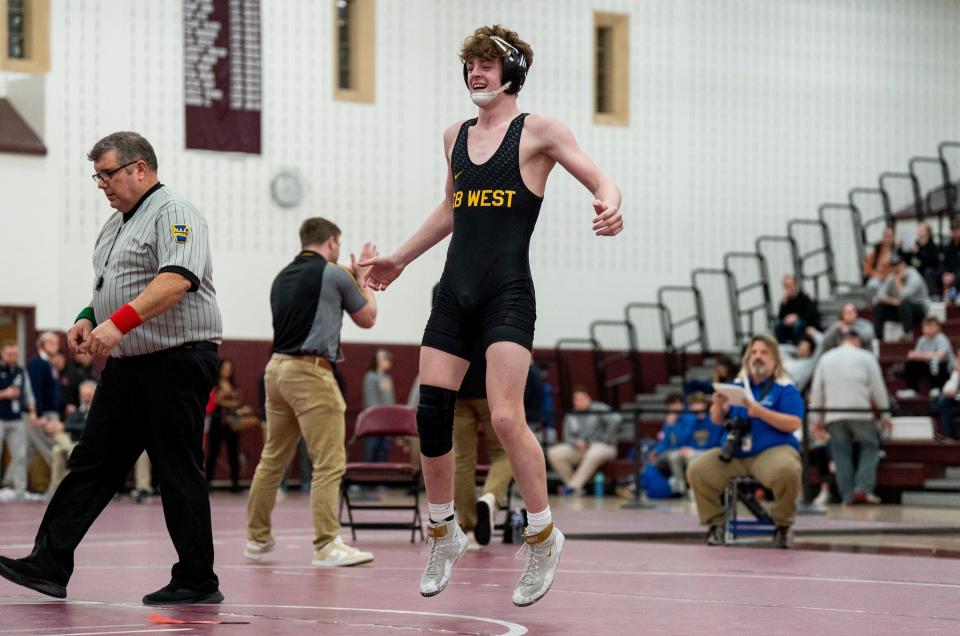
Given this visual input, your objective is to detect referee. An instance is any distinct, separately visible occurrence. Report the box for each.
[0,132,224,605]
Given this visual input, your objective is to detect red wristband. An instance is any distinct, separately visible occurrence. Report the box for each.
[110,304,143,334]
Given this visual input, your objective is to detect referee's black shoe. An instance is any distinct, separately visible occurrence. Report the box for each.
[0,555,67,599]
[142,583,224,605]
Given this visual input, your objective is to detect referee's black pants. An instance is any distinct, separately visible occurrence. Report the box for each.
[27,346,219,592]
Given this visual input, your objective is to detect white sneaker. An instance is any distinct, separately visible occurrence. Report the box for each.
[812,488,831,506]
[420,519,468,597]
[512,524,565,607]
[0,488,17,503]
[474,492,496,546]
[312,535,374,567]
[243,537,276,561]
[896,389,918,399]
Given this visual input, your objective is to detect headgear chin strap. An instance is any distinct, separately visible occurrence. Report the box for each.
[462,34,528,97]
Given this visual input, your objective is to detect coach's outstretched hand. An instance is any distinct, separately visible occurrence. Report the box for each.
[358,253,405,292]
[592,199,623,236]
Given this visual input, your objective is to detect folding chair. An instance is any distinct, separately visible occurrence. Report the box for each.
[722,476,775,545]
[339,405,424,543]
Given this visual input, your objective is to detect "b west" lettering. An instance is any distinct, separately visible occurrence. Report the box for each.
[453,189,516,209]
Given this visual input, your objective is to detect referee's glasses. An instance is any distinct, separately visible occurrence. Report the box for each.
[91,160,138,184]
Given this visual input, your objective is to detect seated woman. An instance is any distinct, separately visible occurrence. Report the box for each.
[546,386,621,496]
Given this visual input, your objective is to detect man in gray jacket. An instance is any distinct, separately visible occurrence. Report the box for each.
[872,255,929,340]
[546,386,621,496]
[809,329,891,505]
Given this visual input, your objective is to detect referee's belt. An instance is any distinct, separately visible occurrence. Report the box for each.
[272,352,333,371]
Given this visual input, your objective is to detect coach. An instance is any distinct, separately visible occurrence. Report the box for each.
[0,132,223,605]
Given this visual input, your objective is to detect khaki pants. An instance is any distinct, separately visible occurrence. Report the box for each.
[686,445,802,527]
[453,399,513,532]
[247,357,346,550]
[546,441,617,490]
[48,433,76,491]
[135,451,152,492]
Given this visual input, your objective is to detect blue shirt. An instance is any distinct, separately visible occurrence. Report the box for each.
[654,417,689,455]
[683,414,725,450]
[719,377,803,458]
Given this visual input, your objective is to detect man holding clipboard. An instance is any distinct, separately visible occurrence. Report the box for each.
[686,334,805,548]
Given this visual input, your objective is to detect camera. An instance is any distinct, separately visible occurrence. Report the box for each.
[718,418,751,463]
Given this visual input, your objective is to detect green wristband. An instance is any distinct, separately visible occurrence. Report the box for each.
[75,306,96,326]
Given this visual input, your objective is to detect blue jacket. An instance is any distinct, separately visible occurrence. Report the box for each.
[719,377,804,458]
[683,414,725,450]
[653,417,689,455]
[27,356,61,417]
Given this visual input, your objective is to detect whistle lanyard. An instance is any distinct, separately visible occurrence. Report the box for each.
[96,224,123,291]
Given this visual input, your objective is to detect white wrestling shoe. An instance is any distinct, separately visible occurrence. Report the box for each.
[419,518,468,597]
[512,523,565,607]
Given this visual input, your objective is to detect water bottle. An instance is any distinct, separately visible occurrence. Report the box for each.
[950,286,958,305]
[594,471,605,497]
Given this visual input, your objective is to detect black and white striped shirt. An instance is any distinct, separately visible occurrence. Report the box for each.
[91,184,222,357]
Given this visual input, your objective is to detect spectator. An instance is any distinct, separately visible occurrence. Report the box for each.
[649,394,685,493]
[873,254,929,341]
[540,367,556,439]
[546,386,622,496]
[902,316,954,396]
[684,354,737,396]
[940,220,960,303]
[863,225,899,301]
[651,393,722,496]
[26,332,62,422]
[932,358,960,439]
[820,303,876,353]
[132,452,153,503]
[205,359,242,492]
[782,333,820,391]
[361,349,395,462]
[773,275,819,345]
[59,352,97,415]
[50,380,97,491]
[0,341,34,502]
[902,222,941,295]
[524,361,546,444]
[809,329,891,505]
[686,334,804,548]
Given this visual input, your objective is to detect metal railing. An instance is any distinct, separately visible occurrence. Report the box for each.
[938,141,960,214]
[625,301,672,385]
[817,203,863,293]
[879,171,924,221]
[551,337,601,414]
[589,319,642,408]
[787,219,837,300]
[723,251,773,343]
[657,285,707,377]
[692,267,740,350]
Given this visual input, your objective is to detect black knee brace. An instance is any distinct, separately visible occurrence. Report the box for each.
[417,385,457,457]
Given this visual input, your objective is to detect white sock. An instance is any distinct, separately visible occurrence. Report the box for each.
[526,506,552,534]
[428,500,455,523]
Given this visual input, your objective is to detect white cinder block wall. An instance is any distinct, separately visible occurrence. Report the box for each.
[1,0,958,352]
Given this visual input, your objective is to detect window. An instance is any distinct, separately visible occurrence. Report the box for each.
[593,12,629,126]
[1,0,49,73]
[333,0,375,103]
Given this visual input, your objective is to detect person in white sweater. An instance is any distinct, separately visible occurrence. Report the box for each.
[809,329,891,505]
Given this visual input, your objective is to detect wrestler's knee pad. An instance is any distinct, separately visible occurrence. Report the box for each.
[416,385,457,457]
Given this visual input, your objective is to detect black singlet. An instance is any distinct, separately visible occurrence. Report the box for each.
[422,113,544,359]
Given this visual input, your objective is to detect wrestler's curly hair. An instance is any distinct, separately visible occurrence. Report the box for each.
[459,25,533,95]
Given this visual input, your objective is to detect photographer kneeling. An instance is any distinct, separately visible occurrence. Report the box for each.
[686,334,804,548]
